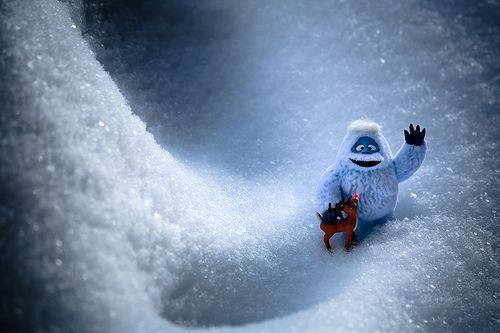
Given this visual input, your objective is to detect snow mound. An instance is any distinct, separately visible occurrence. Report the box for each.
[1,0,499,332]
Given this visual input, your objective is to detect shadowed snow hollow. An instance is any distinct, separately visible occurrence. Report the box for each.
[0,0,499,332]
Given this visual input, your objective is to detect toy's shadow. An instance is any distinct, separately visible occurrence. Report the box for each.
[394,194,424,220]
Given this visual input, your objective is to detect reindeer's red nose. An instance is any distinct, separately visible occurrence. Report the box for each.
[353,192,359,200]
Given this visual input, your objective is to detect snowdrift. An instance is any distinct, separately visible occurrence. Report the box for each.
[1,0,498,332]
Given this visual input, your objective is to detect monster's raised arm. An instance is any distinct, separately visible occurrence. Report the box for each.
[393,124,427,182]
[315,166,342,212]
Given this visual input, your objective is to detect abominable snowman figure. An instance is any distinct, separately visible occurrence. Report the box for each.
[316,120,426,237]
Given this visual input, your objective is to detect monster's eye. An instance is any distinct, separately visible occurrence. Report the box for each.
[355,145,364,152]
[367,144,376,151]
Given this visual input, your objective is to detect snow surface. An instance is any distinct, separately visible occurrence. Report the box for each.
[0,0,499,332]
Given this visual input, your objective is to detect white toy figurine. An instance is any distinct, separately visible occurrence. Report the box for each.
[316,120,426,236]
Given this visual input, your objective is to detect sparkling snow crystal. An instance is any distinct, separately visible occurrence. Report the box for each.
[1,0,498,332]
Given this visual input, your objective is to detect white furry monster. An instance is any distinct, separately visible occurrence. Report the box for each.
[316,120,426,235]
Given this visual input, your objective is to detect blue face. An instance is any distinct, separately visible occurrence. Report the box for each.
[351,136,380,154]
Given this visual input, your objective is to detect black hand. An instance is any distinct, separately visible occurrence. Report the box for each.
[326,203,336,223]
[319,202,338,224]
[334,202,344,221]
[404,123,426,146]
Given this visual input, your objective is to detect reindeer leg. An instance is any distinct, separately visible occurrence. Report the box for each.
[344,229,353,251]
[351,231,358,245]
[323,233,333,252]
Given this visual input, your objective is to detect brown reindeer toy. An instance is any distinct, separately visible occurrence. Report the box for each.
[316,193,359,252]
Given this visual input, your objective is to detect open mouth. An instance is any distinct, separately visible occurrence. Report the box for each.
[350,159,381,167]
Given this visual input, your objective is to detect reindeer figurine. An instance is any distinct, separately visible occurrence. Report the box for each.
[316,193,359,252]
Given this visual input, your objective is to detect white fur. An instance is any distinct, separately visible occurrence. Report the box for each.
[347,120,381,133]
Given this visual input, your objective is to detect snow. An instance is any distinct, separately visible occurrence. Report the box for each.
[1,0,499,332]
